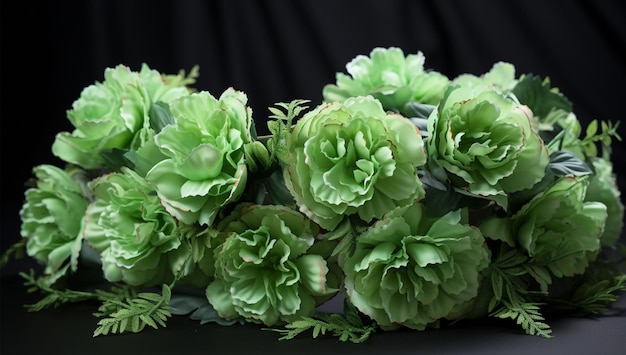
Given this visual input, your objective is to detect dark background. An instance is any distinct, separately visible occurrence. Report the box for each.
[1,2,626,354]
[1,0,625,274]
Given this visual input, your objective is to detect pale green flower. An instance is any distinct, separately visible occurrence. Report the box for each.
[52,64,190,170]
[145,88,253,226]
[323,47,450,115]
[584,157,624,246]
[426,85,550,210]
[206,203,336,326]
[283,95,427,231]
[19,165,89,284]
[342,203,490,330]
[451,61,517,94]
[84,167,184,287]
[480,176,606,278]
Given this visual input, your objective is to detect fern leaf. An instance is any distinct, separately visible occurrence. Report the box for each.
[492,300,553,338]
[268,310,377,343]
[92,287,173,337]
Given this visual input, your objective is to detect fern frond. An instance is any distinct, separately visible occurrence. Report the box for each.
[548,274,626,315]
[269,311,377,343]
[268,297,377,343]
[93,285,139,317]
[267,99,310,164]
[93,284,173,337]
[19,271,100,311]
[487,244,553,338]
[491,300,553,338]
[0,239,26,268]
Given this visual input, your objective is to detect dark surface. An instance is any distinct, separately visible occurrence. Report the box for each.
[2,1,626,354]
[1,275,625,355]
[1,1,625,266]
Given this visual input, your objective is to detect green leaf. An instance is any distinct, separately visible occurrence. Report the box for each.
[512,74,572,123]
[548,150,592,177]
[405,102,436,120]
[18,271,100,311]
[491,300,553,338]
[0,239,26,269]
[169,294,245,326]
[266,309,377,343]
[267,99,310,165]
[93,287,173,337]
[100,148,132,172]
[567,274,626,314]
[586,120,598,138]
[149,101,176,132]
[264,168,295,205]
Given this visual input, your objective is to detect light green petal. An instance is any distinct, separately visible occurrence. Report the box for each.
[294,255,332,295]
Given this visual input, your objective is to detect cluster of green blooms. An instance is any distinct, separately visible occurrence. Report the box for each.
[8,47,625,340]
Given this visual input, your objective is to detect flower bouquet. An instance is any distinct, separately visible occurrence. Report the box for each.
[2,47,625,343]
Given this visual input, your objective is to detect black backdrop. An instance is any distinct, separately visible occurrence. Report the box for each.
[1,0,625,275]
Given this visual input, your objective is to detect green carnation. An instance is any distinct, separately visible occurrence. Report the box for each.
[145,88,253,226]
[206,203,336,326]
[83,167,184,287]
[322,47,450,115]
[52,64,190,169]
[451,61,517,94]
[481,176,606,278]
[342,203,490,330]
[283,95,427,231]
[426,85,549,209]
[19,165,89,284]
[584,157,624,246]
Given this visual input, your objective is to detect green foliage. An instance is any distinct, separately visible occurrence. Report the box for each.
[19,270,101,311]
[548,150,592,177]
[0,238,26,269]
[93,284,173,336]
[549,119,622,159]
[487,241,626,338]
[162,65,200,90]
[487,245,553,338]
[546,244,626,314]
[269,298,377,343]
[266,99,310,164]
[169,294,245,326]
[580,120,621,159]
[565,274,626,314]
[149,101,177,132]
[491,301,553,338]
[512,74,572,124]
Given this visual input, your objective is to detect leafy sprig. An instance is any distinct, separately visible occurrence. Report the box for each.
[91,248,198,336]
[269,298,377,343]
[487,245,553,338]
[545,244,626,315]
[93,284,174,336]
[561,274,626,314]
[266,99,310,164]
[0,238,26,268]
[162,65,200,90]
[19,270,102,311]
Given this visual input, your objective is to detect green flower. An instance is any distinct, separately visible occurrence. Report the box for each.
[19,165,89,284]
[342,203,490,330]
[480,176,606,278]
[322,47,450,115]
[451,61,517,94]
[283,95,427,231]
[584,157,624,246]
[206,203,336,326]
[426,85,549,210]
[52,64,190,169]
[145,88,253,226]
[83,167,184,287]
